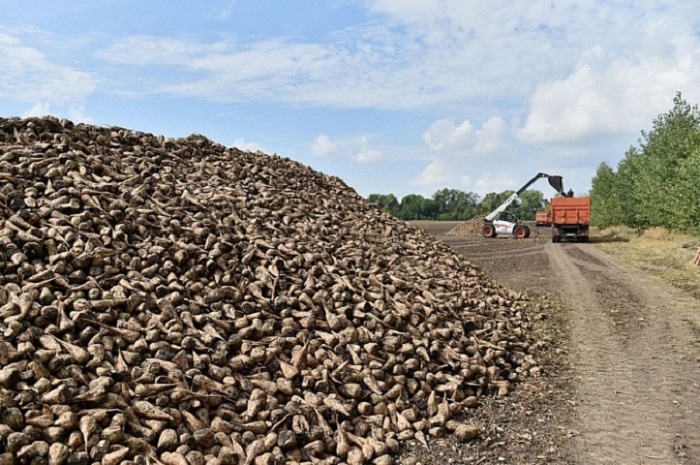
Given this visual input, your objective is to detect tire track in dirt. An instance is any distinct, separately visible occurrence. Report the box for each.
[448,236,549,261]
[453,244,545,260]
[546,242,700,465]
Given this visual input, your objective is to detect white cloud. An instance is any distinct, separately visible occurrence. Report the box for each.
[88,1,700,121]
[422,117,508,155]
[474,117,509,154]
[410,116,512,194]
[67,105,93,124]
[22,102,92,124]
[22,102,51,118]
[99,36,340,103]
[308,133,382,163]
[356,147,382,163]
[356,136,383,163]
[0,33,96,103]
[87,2,584,109]
[411,159,450,187]
[470,172,518,197]
[412,164,543,198]
[233,138,265,153]
[310,134,338,156]
[96,35,235,66]
[517,42,700,143]
[423,119,474,151]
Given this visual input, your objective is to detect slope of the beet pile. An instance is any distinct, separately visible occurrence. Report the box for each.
[0,116,537,465]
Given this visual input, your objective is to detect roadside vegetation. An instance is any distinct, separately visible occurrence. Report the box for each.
[588,92,700,295]
[593,226,700,297]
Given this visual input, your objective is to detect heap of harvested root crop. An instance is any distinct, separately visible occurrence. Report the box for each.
[0,116,538,465]
[446,215,486,236]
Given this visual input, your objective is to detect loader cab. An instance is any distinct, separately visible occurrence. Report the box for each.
[495,211,517,224]
[482,210,531,239]
[493,211,519,234]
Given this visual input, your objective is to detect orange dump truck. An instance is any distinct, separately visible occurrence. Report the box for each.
[535,210,551,226]
[550,196,591,243]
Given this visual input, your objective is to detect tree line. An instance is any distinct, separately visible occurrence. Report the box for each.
[367,189,548,221]
[590,92,700,234]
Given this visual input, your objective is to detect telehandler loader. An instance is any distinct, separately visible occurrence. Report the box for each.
[481,172,565,239]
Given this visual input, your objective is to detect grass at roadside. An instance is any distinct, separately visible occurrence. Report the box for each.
[593,226,700,296]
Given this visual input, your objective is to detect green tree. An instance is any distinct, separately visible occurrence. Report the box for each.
[368,190,482,220]
[634,93,700,229]
[590,162,620,228]
[478,191,511,215]
[589,92,700,233]
[510,190,546,220]
[614,148,644,228]
[367,193,400,216]
[452,190,480,220]
[432,189,480,220]
[399,194,429,220]
[420,197,439,219]
[431,188,452,217]
[675,147,700,234]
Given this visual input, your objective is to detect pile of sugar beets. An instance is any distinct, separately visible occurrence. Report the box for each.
[0,117,539,465]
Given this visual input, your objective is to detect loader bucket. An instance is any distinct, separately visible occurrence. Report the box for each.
[547,175,564,195]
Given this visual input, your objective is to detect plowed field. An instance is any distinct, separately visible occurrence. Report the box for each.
[405,222,700,465]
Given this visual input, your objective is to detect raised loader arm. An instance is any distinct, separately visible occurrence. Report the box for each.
[484,172,564,222]
[484,192,520,222]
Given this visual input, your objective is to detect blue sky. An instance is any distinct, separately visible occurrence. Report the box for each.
[2,1,699,200]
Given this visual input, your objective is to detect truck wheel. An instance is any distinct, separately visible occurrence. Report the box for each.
[482,224,496,238]
[523,225,531,238]
[513,225,528,239]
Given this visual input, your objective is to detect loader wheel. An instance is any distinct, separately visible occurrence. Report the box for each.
[482,224,496,238]
[513,225,528,239]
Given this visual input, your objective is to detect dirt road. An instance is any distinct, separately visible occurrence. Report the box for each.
[412,223,700,465]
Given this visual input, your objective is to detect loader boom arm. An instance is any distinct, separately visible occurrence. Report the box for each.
[484,172,564,222]
[484,192,520,221]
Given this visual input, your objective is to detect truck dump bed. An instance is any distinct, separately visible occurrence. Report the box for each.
[550,196,591,242]
[550,197,590,225]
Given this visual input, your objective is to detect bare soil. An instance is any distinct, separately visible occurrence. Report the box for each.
[402,222,700,465]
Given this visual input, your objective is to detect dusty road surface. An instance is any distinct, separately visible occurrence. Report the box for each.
[408,222,700,465]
